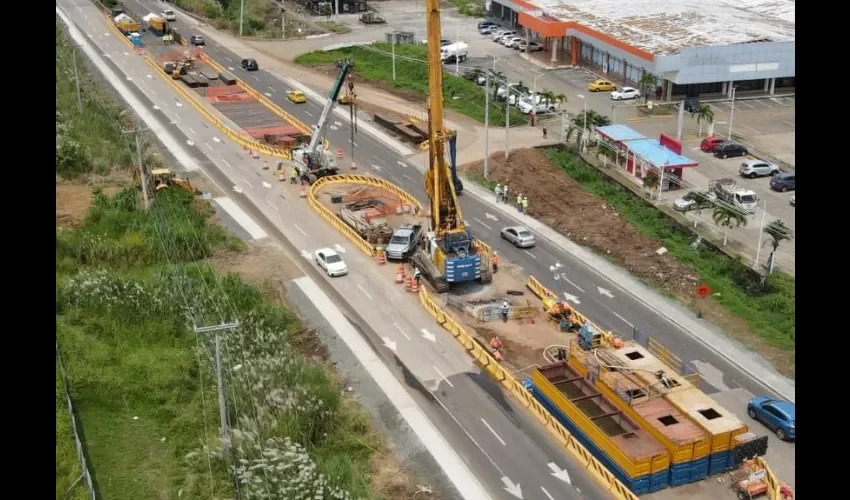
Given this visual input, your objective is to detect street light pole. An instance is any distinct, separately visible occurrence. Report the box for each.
[67,45,83,113]
[123,127,151,210]
[753,200,768,270]
[728,86,738,139]
[455,18,460,75]
[239,0,244,36]
[484,72,490,178]
[505,84,511,160]
[391,33,396,81]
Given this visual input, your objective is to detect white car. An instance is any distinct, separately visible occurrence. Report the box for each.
[739,159,780,179]
[162,10,176,21]
[503,36,523,47]
[314,248,348,277]
[611,87,640,100]
[491,29,511,41]
[518,41,543,52]
[494,30,516,42]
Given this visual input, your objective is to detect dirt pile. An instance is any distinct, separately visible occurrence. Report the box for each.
[461,148,701,296]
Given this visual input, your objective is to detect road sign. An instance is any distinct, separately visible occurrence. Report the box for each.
[696,284,711,298]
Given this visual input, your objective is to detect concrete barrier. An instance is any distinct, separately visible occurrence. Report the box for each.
[418,287,641,500]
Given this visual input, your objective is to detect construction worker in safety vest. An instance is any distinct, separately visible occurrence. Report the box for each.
[494,183,502,203]
[501,301,509,323]
[521,196,529,214]
[290,167,299,184]
[516,193,523,212]
[491,251,500,273]
[489,336,503,351]
[502,184,509,205]
[413,266,422,286]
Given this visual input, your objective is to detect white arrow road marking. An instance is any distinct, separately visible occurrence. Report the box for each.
[264,92,272,97]
[153,105,160,110]
[500,477,523,499]
[598,286,615,298]
[334,244,347,254]
[472,218,492,230]
[576,93,585,99]
[146,74,153,79]
[420,329,436,342]
[227,66,235,71]
[434,366,454,388]
[397,160,409,168]
[186,140,195,147]
[356,284,373,300]
[126,76,132,81]
[485,212,499,221]
[293,224,307,236]
[481,418,506,446]
[548,462,572,484]
[233,186,243,194]
[333,120,342,127]
[382,337,397,352]
[371,164,382,171]
[329,124,339,131]
[300,249,312,259]
[123,52,129,56]
[175,101,183,107]
[213,137,221,143]
[262,181,272,189]
[393,323,411,340]
[564,293,581,305]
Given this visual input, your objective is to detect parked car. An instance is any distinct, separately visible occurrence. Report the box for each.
[481,25,501,34]
[673,191,716,212]
[683,96,700,113]
[287,90,307,103]
[477,21,498,30]
[611,87,640,100]
[770,172,795,192]
[494,30,516,42]
[517,41,543,52]
[713,142,748,159]
[190,35,205,46]
[501,226,536,248]
[314,248,348,277]
[463,68,484,82]
[747,396,795,441]
[700,136,727,152]
[241,58,259,71]
[739,159,779,179]
[587,79,616,92]
[504,36,524,48]
[490,29,510,40]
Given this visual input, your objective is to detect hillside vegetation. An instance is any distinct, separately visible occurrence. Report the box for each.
[56,21,394,500]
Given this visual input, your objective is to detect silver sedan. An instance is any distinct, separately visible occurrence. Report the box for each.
[500,226,536,248]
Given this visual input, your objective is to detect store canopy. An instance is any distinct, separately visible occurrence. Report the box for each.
[596,125,646,143]
[627,139,698,168]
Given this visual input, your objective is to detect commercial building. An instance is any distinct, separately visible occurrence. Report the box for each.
[487,0,795,100]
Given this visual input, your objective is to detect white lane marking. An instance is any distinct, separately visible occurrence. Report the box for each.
[524,250,537,259]
[268,86,276,93]
[292,278,493,498]
[610,310,635,329]
[480,418,506,446]
[293,224,307,236]
[266,199,278,212]
[434,366,454,388]
[402,173,414,181]
[350,140,359,147]
[561,275,586,293]
[214,197,267,240]
[243,179,253,189]
[262,181,272,189]
[393,322,411,340]
[472,218,492,230]
[153,104,160,110]
[204,142,213,152]
[391,176,402,184]
[225,56,233,62]
[252,75,261,82]
[356,284,373,300]
[186,140,195,147]
[304,110,314,117]
[187,127,196,137]
[541,487,555,500]
[221,159,232,169]
[782,121,795,127]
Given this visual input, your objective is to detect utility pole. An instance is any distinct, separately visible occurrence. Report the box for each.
[560,110,567,142]
[676,100,685,140]
[728,86,738,140]
[239,0,244,36]
[484,72,490,178]
[391,33,396,81]
[335,0,340,20]
[123,127,150,210]
[195,321,240,460]
[504,85,511,160]
[281,8,286,40]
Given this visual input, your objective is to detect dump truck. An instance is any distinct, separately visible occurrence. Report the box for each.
[113,13,140,35]
[142,13,168,35]
[386,224,423,261]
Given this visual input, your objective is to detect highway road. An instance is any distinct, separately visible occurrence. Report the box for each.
[140,3,797,400]
[58,1,611,499]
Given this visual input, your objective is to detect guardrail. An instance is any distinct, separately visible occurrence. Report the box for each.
[418,287,640,500]
[140,56,292,159]
[196,53,313,137]
[307,174,425,257]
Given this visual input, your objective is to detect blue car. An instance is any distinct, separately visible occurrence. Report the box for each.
[747,396,795,441]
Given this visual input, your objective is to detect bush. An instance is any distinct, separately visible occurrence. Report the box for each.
[543,147,796,355]
[296,43,528,127]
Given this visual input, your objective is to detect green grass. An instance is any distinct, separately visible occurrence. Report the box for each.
[542,147,795,360]
[296,43,528,127]
[56,21,385,500]
[172,0,277,36]
[56,363,89,500]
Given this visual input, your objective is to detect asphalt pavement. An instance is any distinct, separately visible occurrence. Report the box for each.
[59,1,610,499]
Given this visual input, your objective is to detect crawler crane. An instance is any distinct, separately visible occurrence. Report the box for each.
[409,0,492,292]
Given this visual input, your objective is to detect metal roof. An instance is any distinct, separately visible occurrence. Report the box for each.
[627,139,698,168]
[596,125,646,143]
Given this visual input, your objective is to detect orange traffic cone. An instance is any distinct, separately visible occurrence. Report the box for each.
[279,171,286,182]
[263,161,269,170]
[350,161,357,170]
[409,278,419,293]
[299,185,307,198]
[376,249,386,265]
[405,275,412,291]
[395,265,405,284]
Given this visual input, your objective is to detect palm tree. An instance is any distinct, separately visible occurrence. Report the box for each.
[638,73,658,103]
[763,219,794,274]
[538,89,556,106]
[568,110,611,142]
[553,93,567,107]
[643,170,660,195]
[691,104,714,136]
[711,205,748,246]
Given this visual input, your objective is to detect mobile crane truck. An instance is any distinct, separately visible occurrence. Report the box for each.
[409,0,491,293]
[296,60,354,184]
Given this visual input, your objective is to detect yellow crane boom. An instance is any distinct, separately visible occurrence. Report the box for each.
[424,0,464,236]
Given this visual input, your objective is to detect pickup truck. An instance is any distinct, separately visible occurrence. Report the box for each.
[386,224,423,261]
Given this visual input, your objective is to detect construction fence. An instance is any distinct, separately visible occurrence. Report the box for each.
[57,344,97,500]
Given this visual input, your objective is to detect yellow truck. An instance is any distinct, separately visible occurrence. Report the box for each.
[142,13,168,35]
[113,14,140,35]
